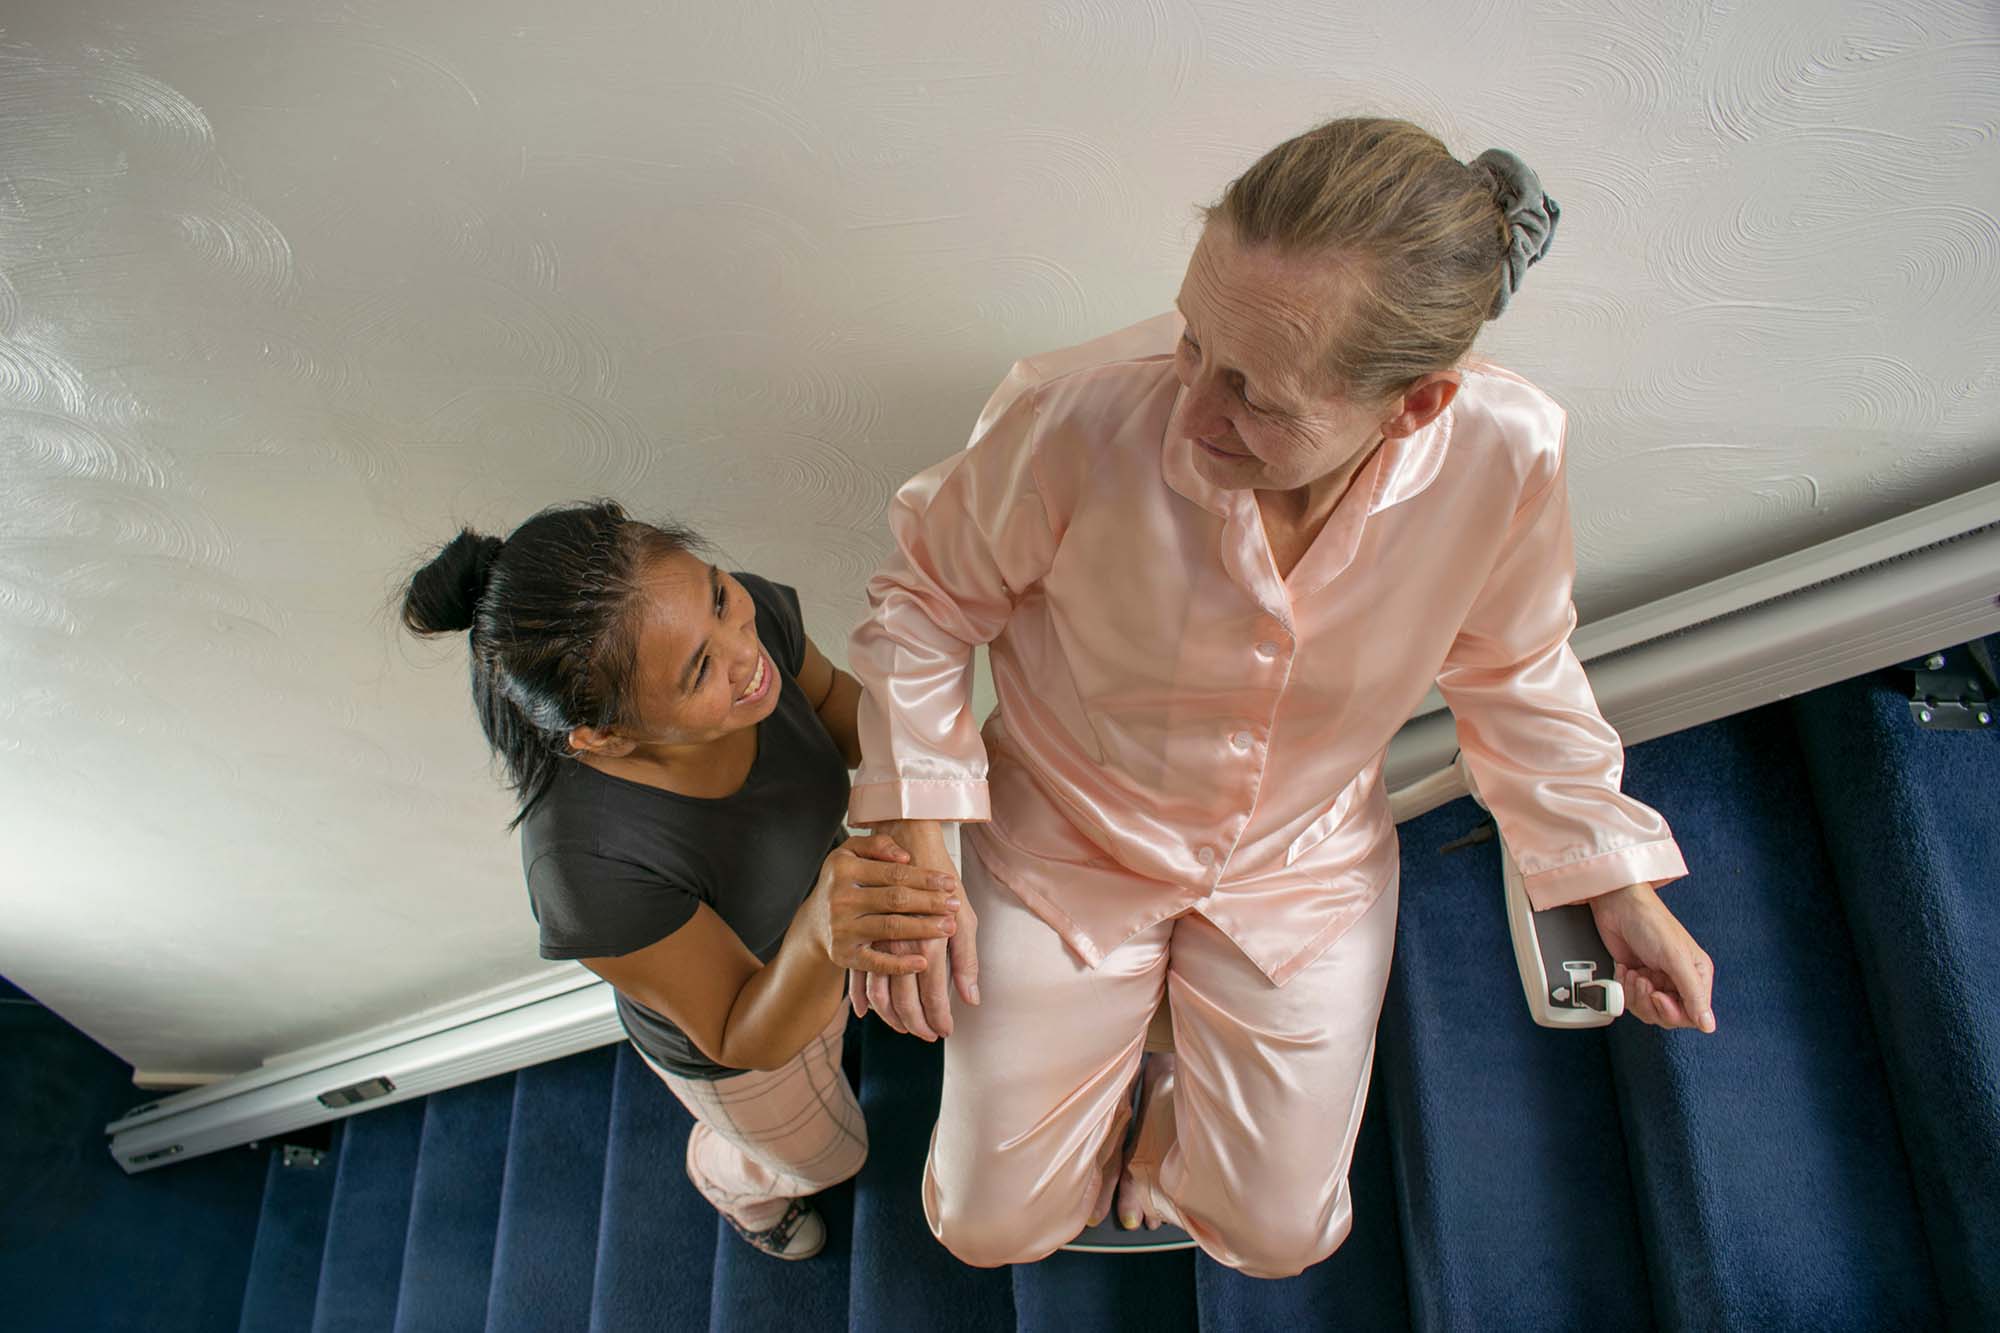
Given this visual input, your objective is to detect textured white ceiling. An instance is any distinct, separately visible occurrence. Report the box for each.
[2,0,1996,1076]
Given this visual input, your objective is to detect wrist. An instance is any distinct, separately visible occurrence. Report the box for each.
[799,882,837,964]
[870,816,936,834]
[871,817,949,861]
[1590,881,1654,918]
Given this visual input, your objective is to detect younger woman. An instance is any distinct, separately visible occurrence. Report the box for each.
[404,500,958,1259]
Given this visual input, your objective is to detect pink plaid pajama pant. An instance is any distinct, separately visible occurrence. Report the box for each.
[640,1004,868,1231]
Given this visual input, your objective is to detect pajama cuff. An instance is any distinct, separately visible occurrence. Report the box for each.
[1520,838,1689,911]
[848,779,991,825]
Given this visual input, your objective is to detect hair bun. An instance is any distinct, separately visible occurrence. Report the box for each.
[1472,148,1560,318]
[402,529,505,636]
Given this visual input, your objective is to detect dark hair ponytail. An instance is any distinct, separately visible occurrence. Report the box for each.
[403,531,505,635]
[402,501,705,828]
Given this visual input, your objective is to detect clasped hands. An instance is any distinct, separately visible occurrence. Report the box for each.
[844,819,981,1040]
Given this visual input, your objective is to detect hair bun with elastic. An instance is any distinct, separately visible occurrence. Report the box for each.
[402,529,506,636]
[1472,148,1560,318]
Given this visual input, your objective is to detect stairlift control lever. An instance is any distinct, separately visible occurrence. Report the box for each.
[1553,960,1622,1015]
[1504,867,1626,1028]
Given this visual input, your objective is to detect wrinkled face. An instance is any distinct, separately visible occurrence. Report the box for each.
[615,549,780,747]
[1171,223,1391,492]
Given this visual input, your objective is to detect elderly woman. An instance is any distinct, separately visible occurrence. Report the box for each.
[848,117,1716,1278]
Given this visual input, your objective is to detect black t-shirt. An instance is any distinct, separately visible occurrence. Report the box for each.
[519,573,851,1079]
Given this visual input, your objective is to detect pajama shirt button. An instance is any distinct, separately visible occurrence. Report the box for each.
[1231,730,1253,751]
[1197,847,1216,867]
[1255,641,1279,660]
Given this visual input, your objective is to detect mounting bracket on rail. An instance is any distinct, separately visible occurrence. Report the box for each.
[1902,641,1997,731]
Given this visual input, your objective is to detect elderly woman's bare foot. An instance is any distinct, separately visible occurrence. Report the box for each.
[1116,1052,1177,1230]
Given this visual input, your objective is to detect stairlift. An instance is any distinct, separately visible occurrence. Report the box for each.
[1459,753,1625,1029]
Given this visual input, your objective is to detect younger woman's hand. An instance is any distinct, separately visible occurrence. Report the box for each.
[810,834,960,974]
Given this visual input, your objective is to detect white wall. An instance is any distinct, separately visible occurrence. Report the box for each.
[1,0,1995,1077]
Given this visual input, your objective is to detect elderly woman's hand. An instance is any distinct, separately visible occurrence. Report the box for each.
[1588,883,1716,1032]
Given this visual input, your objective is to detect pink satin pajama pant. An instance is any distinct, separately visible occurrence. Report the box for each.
[923,850,1399,1279]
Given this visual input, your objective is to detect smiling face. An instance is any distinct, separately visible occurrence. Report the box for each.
[1171,222,1396,494]
[576,549,781,756]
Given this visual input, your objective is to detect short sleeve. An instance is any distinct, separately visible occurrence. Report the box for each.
[526,845,701,960]
[736,572,807,677]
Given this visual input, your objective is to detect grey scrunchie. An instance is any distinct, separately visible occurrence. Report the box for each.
[1472,148,1560,318]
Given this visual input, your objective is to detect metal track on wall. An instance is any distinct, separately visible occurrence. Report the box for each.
[107,971,621,1173]
[107,482,2000,1173]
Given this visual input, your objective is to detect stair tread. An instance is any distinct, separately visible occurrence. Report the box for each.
[1609,712,1943,1328]
[392,1074,515,1333]
[1378,797,1653,1330]
[589,1045,716,1333]
[1012,1248,1199,1333]
[312,1102,426,1333]
[485,1047,618,1333]
[1794,676,2000,1327]
[1192,1070,1408,1331]
[847,1021,1014,1333]
[236,1131,342,1333]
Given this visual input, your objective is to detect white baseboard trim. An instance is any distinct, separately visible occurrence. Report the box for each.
[106,481,2000,1172]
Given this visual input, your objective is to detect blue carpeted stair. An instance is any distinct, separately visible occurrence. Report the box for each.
[1193,1076,1409,1332]
[0,976,266,1333]
[314,1098,427,1333]
[394,1076,515,1333]
[1380,802,1653,1330]
[1609,714,1939,1329]
[487,1049,618,1333]
[847,1019,1014,1332]
[196,664,1997,1332]
[588,1047,714,1332]
[240,1128,346,1333]
[1792,675,2000,1329]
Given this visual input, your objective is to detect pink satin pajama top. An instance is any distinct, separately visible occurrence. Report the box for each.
[848,314,1688,986]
